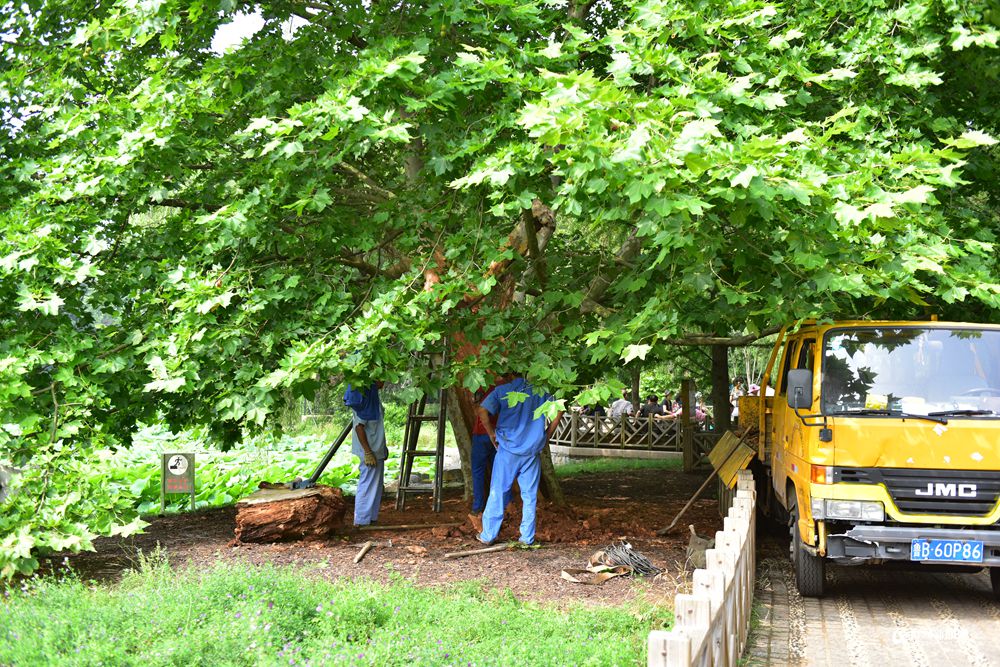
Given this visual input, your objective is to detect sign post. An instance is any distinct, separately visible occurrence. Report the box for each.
[161,452,196,513]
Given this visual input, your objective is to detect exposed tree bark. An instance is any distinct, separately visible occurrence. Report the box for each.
[538,442,566,506]
[711,344,731,433]
[234,486,347,543]
[444,387,474,501]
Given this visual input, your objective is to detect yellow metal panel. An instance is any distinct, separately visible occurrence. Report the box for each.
[707,431,740,470]
[707,431,756,489]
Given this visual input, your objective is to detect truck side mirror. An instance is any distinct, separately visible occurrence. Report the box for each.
[786,369,813,410]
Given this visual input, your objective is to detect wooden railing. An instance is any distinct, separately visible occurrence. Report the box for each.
[647,469,756,666]
[549,412,685,451]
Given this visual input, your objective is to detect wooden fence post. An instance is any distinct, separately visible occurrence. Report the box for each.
[681,378,694,472]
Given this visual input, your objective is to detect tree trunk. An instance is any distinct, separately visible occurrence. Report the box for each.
[711,344,731,433]
[538,442,566,506]
[445,387,474,501]
[630,366,641,412]
[234,486,347,543]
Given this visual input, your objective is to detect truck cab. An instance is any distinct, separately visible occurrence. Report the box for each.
[758,320,1000,596]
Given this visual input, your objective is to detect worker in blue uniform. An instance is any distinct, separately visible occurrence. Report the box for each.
[474,374,563,545]
[343,381,387,527]
[468,381,512,528]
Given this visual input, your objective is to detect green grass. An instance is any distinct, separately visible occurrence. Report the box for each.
[554,457,682,478]
[1,556,671,666]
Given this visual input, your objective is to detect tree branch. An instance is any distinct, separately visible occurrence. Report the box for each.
[567,0,598,21]
[335,254,411,279]
[158,198,222,212]
[335,163,396,202]
[580,229,641,315]
[661,325,782,347]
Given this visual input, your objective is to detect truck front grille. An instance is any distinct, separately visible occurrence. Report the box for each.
[834,467,1000,517]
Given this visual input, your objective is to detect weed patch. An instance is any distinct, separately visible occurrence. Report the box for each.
[1,556,671,666]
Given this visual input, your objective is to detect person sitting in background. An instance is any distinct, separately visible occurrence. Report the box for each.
[639,395,664,418]
[582,403,607,417]
[608,390,634,419]
[694,397,709,428]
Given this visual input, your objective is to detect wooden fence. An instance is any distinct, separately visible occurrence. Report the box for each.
[647,469,757,666]
[549,412,684,451]
[549,413,724,471]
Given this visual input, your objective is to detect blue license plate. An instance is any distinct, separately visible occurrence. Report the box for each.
[910,539,984,563]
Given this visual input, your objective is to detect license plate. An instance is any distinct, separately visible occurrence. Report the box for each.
[910,538,984,563]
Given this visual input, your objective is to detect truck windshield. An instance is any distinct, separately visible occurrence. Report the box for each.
[822,327,1000,417]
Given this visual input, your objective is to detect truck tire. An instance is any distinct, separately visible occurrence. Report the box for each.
[990,568,1000,600]
[789,498,826,597]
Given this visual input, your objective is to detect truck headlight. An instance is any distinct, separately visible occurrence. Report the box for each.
[811,499,884,522]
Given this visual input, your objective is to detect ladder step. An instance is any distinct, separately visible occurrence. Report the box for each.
[410,415,442,422]
[397,486,433,493]
[402,450,440,457]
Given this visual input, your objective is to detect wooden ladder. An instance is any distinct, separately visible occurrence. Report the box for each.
[395,348,448,512]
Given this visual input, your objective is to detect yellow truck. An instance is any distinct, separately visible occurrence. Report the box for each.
[755,319,1000,596]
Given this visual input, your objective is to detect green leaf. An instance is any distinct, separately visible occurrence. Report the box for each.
[730,166,758,188]
[622,344,651,363]
[504,391,529,408]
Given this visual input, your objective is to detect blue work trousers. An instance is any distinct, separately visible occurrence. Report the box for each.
[354,458,384,526]
[471,434,512,513]
[479,449,541,545]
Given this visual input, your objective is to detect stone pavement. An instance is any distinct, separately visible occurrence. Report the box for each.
[746,534,1000,666]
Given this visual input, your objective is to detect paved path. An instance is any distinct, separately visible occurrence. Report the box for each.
[747,532,1000,666]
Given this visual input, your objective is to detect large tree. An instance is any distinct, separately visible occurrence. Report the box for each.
[1,0,997,575]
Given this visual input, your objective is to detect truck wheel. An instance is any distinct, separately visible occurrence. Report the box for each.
[789,499,826,597]
[989,568,1000,600]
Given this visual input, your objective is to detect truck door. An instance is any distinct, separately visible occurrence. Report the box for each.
[771,338,797,505]
[789,338,816,462]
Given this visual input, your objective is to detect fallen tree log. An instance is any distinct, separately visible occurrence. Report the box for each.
[234,485,347,543]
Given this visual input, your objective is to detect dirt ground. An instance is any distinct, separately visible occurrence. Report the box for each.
[42,467,723,607]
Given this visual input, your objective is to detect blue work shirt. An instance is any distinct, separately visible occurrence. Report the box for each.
[481,377,554,456]
[345,385,388,461]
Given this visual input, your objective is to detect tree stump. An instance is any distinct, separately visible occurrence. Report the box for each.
[234,485,347,544]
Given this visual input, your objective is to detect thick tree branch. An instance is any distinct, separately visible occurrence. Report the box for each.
[580,228,641,314]
[567,0,598,21]
[335,254,411,279]
[334,163,396,202]
[522,203,548,288]
[662,325,782,347]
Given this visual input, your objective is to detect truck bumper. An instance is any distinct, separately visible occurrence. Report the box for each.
[827,525,1000,566]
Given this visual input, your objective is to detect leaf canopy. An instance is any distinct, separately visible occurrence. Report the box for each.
[1,0,998,574]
